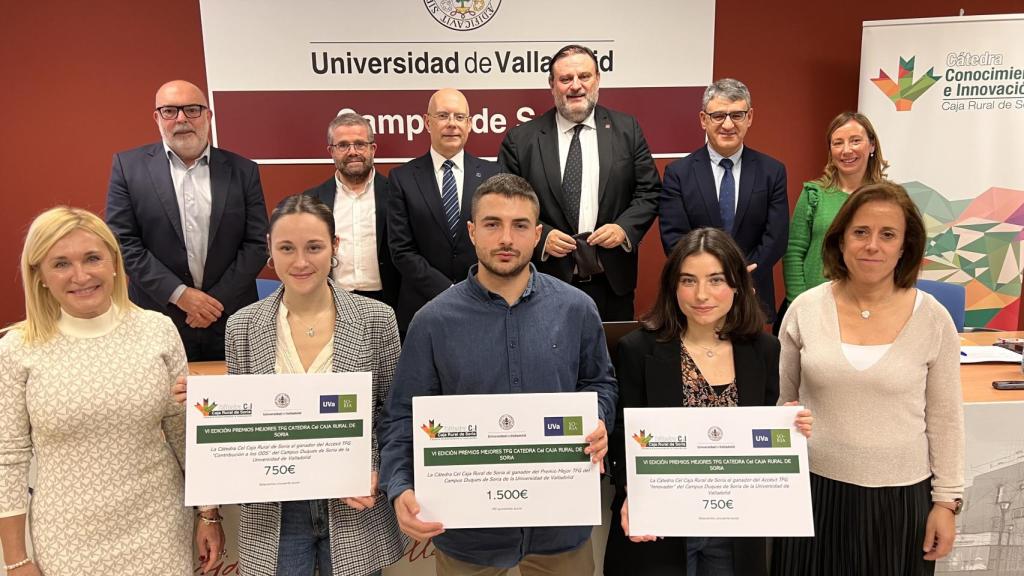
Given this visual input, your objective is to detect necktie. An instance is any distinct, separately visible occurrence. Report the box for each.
[562,124,584,231]
[719,157,735,234]
[441,159,459,239]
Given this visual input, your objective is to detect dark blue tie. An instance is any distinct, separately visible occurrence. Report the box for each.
[441,159,459,239]
[719,157,735,234]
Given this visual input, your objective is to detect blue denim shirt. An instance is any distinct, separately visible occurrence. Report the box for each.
[380,265,617,568]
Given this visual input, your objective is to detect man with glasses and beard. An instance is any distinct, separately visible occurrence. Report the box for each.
[387,88,499,335]
[380,173,617,575]
[305,112,400,308]
[499,44,661,321]
[658,78,789,322]
[106,79,268,361]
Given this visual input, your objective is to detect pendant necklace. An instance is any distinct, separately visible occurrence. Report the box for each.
[289,309,329,338]
[684,335,722,358]
[846,286,876,320]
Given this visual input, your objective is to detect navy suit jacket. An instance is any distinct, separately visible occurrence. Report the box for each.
[304,172,400,309]
[659,145,788,320]
[498,105,660,296]
[386,151,499,332]
[105,142,269,348]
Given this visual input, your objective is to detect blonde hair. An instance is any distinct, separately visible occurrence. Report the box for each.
[4,207,136,345]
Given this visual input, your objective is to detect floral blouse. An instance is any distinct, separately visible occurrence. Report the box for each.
[680,342,738,407]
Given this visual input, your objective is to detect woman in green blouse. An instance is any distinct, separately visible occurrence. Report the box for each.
[778,112,889,326]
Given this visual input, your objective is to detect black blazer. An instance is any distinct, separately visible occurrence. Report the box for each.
[498,106,660,296]
[386,151,499,332]
[304,172,400,309]
[659,145,788,321]
[105,142,268,349]
[604,328,780,576]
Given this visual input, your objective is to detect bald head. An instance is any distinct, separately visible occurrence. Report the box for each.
[154,80,212,166]
[155,80,209,108]
[425,88,471,158]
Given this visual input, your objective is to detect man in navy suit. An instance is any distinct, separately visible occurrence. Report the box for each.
[106,80,269,361]
[304,112,399,308]
[387,88,500,334]
[659,78,788,321]
[498,44,660,321]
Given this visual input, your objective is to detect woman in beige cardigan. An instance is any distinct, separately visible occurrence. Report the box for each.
[772,182,964,576]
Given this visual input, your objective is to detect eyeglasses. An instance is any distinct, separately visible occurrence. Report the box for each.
[155,105,208,120]
[429,111,470,123]
[328,141,374,152]
[703,110,750,124]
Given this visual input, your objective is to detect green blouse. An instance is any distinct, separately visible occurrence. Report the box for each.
[782,182,850,301]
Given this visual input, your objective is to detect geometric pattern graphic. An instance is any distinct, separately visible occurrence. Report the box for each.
[871,56,941,111]
[911,182,1024,329]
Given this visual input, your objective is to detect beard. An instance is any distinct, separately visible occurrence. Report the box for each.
[161,123,209,162]
[336,155,373,184]
[478,249,531,279]
[555,90,598,124]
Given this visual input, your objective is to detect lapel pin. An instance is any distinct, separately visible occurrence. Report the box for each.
[476,172,481,177]
[604,123,610,129]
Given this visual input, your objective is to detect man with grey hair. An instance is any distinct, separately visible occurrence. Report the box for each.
[304,111,399,307]
[499,44,661,321]
[659,78,788,321]
[106,79,269,361]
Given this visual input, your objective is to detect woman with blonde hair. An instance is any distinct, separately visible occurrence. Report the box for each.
[0,207,222,575]
[779,112,888,329]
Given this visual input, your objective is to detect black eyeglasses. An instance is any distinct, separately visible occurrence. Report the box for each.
[155,105,208,120]
[703,110,750,124]
[328,141,374,152]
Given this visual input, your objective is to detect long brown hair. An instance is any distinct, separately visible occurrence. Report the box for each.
[642,228,764,342]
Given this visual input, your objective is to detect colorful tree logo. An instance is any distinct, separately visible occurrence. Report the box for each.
[420,420,443,438]
[871,56,940,111]
[194,398,217,416]
[632,429,653,448]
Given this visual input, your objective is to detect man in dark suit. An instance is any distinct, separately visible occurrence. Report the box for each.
[498,44,660,321]
[659,78,789,321]
[304,112,399,308]
[387,88,499,334]
[106,80,268,361]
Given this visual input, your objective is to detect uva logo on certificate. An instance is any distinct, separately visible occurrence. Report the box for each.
[412,392,602,528]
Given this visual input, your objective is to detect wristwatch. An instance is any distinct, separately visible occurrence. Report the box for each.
[939,498,964,515]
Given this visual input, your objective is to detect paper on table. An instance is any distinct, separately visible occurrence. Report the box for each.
[960,346,1023,364]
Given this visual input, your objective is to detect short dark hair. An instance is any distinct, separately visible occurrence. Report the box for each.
[269,194,336,240]
[471,173,540,221]
[821,181,925,289]
[548,44,599,83]
[642,228,764,342]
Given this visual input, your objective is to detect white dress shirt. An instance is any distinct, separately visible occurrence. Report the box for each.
[332,170,382,292]
[164,143,212,303]
[430,147,466,207]
[555,111,599,233]
[706,144,743,212]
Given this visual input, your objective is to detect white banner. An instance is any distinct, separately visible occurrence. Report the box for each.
[859,14,1024,329]
[197,0,715,162]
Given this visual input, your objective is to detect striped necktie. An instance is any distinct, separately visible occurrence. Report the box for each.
[441,159,459,238]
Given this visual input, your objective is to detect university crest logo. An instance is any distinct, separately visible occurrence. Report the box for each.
[424,0,501,31]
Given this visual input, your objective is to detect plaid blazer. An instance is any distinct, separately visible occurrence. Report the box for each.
[225,280,407,576]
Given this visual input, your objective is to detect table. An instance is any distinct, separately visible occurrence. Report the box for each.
[959,331,1024,403]
[189,332,1024,404]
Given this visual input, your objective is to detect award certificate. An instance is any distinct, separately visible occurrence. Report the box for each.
[185,373,371,505]
[625,406,813,537]
[413,392,601,528]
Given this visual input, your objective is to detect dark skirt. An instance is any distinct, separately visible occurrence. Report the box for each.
[771,473,935,576]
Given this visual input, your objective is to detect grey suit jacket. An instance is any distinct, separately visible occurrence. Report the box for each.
[224,280,406,575]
